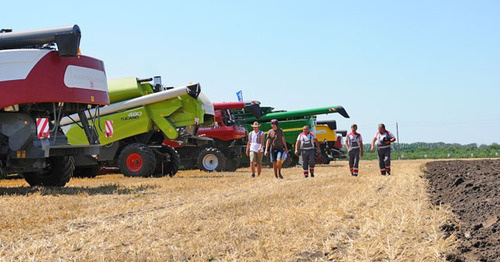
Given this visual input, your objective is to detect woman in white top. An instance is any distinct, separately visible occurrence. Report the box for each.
[246,121,265,177]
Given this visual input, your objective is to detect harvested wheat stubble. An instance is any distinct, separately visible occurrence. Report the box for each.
[425,159,500,262]
[0,160,453,261]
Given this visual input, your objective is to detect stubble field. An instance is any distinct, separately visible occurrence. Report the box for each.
[0,160,456,261]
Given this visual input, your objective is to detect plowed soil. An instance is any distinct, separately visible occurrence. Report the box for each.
[425,159,500,262]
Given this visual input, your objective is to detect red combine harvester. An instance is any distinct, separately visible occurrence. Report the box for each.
[163,101,261,171]
[0,25,109,186]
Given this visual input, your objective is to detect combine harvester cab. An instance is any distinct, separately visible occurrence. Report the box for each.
[0,25,109,186]
[240,106,350,168]
[62,76,214,178]
[164,100,261,172]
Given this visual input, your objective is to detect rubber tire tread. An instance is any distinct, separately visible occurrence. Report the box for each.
[197,147,226,172]
[282,153,299,168]
[224,156,240,172]
[320,152,331,165]
[161,145,180,177]
[23,156,74,187]
[118,143,156,177]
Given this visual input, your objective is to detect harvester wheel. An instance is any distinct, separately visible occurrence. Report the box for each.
[282,153,299,168]
[155,145,180,177]
[224,157,241,172]
[73,166,100,178]
[23,156,74,187]
[197,147,226,172]
[316,151,331,165]
[118,143,156,177]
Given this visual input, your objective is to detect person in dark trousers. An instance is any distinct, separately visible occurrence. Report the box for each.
[295,125,320,178]
[371,123,396,175]
[345,124,363,176]
[264,119,288,179]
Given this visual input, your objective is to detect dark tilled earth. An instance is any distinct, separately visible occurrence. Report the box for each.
[425,159,499,262]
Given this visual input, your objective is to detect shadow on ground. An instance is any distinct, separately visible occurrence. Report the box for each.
[0,184,157,196]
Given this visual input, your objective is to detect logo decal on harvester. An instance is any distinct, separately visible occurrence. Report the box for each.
[121,112,142,121]
[36,118,50,139]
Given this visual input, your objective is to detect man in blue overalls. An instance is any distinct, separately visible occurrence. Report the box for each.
[371,123,396,175]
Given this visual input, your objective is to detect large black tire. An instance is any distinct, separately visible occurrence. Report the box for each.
[224,156,241,172]
[197,147,226,172]
[118,143,156,177]
[155,145,180,177]
[23,156,74,187]
[282,153,298,168]
[73,166,100,178]
[318,151,331,165]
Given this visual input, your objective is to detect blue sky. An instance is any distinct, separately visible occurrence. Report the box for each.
[4,1,499,144]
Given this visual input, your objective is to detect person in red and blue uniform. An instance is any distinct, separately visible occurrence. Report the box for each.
[295,125,320,178]
[345,124,363,176]
[371,123,396,175]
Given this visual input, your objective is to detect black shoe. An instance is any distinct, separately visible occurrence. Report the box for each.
[352,173,358,177]
[304,175,308,178]
[381,173,386,176]
[251,173,255,178]
[279,174,283,179]
[310,173,314,178]
[387,171,391,176]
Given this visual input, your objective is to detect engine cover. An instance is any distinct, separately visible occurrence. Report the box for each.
[0,49,109,108]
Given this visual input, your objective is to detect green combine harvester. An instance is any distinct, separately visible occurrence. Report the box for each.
[235,106,350,167]
[61,76,214,178]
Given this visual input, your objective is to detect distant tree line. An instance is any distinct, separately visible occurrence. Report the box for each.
[354,142,500,160]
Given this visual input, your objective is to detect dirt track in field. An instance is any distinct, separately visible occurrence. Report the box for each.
[0,160,455,261]
[425,159,500,262]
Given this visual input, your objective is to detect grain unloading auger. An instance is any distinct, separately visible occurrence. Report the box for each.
[62,77,214,178]
[0,25,109,186]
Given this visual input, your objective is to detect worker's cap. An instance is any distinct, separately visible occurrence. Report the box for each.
[270,119,278,125]
[251,121,260,128]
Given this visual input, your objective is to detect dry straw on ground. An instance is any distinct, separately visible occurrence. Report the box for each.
[0,160,455,261]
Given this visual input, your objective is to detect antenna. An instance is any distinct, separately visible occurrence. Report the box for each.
[396,122,400,160]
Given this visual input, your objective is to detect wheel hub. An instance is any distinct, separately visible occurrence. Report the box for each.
[126,153,143,172]
[202,154,218,171]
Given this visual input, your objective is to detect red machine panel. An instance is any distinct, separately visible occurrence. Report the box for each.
[197,126,247,141]
[0,50,109,108]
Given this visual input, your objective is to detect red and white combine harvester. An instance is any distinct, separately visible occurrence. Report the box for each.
[0,25,109,186]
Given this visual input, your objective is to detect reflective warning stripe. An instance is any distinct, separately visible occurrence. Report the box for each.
[36,118,50,139]
[105,120,114,138]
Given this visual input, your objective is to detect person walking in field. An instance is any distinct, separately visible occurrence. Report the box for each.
[371,123,396,175]
[345,124,363,176]
[246,121,265,178]
[295,125,321,178]
[265,119,288,179]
